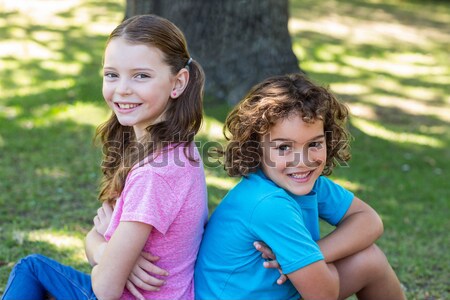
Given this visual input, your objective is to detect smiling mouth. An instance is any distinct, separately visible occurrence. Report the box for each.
[288,170,313,179]
[115,103,141,109]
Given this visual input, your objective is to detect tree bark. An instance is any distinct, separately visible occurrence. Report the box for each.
[125,0,302,104]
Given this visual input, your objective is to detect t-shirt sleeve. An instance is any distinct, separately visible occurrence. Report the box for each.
[249,195,324,274]
[316,176,354,226]
[119,168,181,235]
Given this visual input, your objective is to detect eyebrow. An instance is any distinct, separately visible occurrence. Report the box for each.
[102,67,155,72]
[270,134,325,142]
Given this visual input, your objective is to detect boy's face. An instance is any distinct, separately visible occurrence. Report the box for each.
[260,114,326,196]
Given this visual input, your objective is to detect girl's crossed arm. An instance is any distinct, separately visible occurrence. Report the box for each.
[91,221,152,299]
[85,203,168,299]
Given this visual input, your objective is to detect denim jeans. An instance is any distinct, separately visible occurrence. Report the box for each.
[2,254,97,300]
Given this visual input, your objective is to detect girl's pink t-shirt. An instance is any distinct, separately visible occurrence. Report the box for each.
[104,144,208,300]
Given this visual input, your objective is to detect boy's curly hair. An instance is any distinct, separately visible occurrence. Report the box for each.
[224,73,351,177]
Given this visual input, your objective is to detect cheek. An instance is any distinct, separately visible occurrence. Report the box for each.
[313,149,327,164]
[102,83,112,101]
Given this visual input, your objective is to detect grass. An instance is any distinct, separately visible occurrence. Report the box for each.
[0,0,449,299]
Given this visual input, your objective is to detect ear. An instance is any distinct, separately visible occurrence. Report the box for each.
[170,68,189,99]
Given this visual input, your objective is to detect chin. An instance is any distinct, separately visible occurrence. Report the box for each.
[288,184,315,196]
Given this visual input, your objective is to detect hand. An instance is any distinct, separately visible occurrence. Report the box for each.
[126,252,169,299]
[93,202,113,236]
[253,241,288,285]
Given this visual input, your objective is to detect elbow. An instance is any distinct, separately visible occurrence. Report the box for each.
[374,212,384,239]
[307,284,339,300]
[91,269,124,300]
[304,265,340,300]
[92,283,123,300]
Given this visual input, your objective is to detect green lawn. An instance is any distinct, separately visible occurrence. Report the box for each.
[0,0,449,299]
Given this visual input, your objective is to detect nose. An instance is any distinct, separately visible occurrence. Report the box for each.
[115,78,132,95]
[287,146,321,168]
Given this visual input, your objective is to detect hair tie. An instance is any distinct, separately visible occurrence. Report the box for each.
[185,58,193,70]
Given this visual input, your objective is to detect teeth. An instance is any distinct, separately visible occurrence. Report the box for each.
[117,103,139,109]
[290,172,311,179]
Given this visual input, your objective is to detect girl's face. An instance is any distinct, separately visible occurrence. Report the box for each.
[260,114,326,196]
[102,38,177,139]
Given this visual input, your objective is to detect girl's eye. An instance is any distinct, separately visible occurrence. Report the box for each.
[104,72,117,78]
[135,73,150,79]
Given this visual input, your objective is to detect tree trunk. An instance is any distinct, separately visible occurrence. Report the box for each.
[125,0,301,104]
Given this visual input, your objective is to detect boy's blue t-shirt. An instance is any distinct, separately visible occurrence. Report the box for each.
[195,169,354,300]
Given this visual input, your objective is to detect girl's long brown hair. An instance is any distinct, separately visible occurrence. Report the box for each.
[96,15,205,204]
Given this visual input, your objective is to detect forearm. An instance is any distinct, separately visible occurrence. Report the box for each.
[92,222,152,299]
[289,260,340,300]
[85,227,107,266]
[318,210,383,262]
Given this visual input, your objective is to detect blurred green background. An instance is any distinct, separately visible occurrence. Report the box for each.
[0,0,449,299]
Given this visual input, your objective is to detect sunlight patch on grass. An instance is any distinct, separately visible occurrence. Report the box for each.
[331,83,372,95]
[206,175,237,191]
[348,103,377,120]
[53,102,110,126]
[331,178,364,193]
[289,17,447,48]
[199,115,225,141]
[351,117,444,148]
[16,102,108,128]
[2,0,84,24]
[389,53,437,66]
[0,105,22,119]
[364,94,450,123]
[26,229,87,262]
[343,56,447,78]
[35,167,69,179]
[41,60,83,76]
[302,61,362,78]
[0,40,59,60]
[27,230,84,249]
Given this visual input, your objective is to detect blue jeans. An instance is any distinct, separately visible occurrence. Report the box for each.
[2,254,97,300]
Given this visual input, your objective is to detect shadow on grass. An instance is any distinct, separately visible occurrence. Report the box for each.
[0,0,449,298]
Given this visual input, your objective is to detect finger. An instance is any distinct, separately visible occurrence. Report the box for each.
[129,272,162,291]
[93,215,100,227]
[97,206,105,218]
[102,202,113,216]
[253,241,268,259]
[138,257,169,276]
[254,241,268,247]
[276,274,288,285]
[126,280,146,300]
[140,251,161,262]
[132,267,166,287]
[263,260,280,269]
[254,241,276,260]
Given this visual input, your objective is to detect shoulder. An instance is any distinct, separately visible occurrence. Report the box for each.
[313,176,353,199]
[228,170,292,204]
[133,143,204,180]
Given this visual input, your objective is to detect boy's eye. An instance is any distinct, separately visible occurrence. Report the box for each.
[309,141,324,149]
[277,144,291,151]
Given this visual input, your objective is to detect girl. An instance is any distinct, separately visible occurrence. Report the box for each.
[3,14,208,300]
[194,73,405,300]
